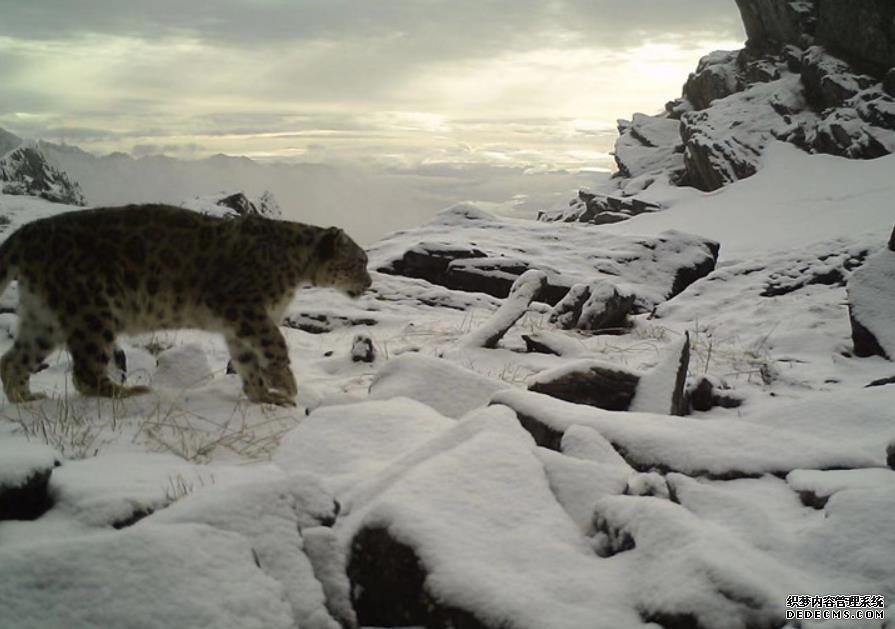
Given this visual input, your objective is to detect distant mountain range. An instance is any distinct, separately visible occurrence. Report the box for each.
[0,127,595,243]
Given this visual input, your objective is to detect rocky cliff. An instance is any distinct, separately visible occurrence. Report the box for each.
[542,0,895,224]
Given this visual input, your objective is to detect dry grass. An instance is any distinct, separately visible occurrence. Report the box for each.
[6,391,127,459]
[137,397,299,463]
[5,383,300,464]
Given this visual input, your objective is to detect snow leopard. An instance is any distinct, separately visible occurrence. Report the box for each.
[0,204,371,406]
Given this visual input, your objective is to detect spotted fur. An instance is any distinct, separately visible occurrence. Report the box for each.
[0,204,371,405]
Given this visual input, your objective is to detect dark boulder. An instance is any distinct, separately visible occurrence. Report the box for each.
[686,376,743,413]
[734,0,817,51]
[529,362,641,412]
[0,467,54,521]
[816,0,895,76]
[683,51,742,111]
[528,335,691,416]
[348,526,492,629]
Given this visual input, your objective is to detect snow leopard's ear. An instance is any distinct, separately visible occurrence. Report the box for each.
[316,227,341,261]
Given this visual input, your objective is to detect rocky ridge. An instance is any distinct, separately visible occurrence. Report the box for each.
[0,132,87,207]
[542,0,895,224]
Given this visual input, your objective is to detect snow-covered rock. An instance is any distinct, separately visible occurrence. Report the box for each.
[180,190,283,219]
[847,227,895,359]
[374,204,718,311]
[341,406,642,629]
[492,388,880,478]
[614,113,685,181]
[461,269,546,348]
[548,280,635,332]
[528,334,690,415]
[349,333,376,363]
[592,494,801,628]
[0,436,58,520]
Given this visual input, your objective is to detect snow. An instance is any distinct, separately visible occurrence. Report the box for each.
[603,142,895,259]
[151,342,215,389]
[491,388,880,476]
[593,494,803,628]
[274,398,454,488]
[0,523,296,629]
[368,353,508,418]
[536,447,629,533]
[149,474,341,629]
[0,434,57,488]
[47,451,205,528]
[787,468,895,500]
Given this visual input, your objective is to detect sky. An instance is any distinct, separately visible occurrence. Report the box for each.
[0,1,745,173]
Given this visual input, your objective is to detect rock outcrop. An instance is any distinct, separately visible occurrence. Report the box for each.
[0,142,87,206]
[543,0,895,222]
[374,205,719,312]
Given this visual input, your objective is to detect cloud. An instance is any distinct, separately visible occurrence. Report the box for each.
[0,1,745,169]
[0,1,741,51]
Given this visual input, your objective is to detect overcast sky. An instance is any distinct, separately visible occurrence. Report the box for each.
[0,1,744,171]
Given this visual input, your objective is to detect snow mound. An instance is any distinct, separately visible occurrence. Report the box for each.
[48,452,210,528]
[150,474,341,629]
[274,398,454,487]
[152,342,215,390]
[368,354,508,418]
[0,436,58,490]
[0,523,296,629]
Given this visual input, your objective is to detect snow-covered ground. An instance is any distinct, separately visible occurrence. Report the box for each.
[1,139,894,628]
